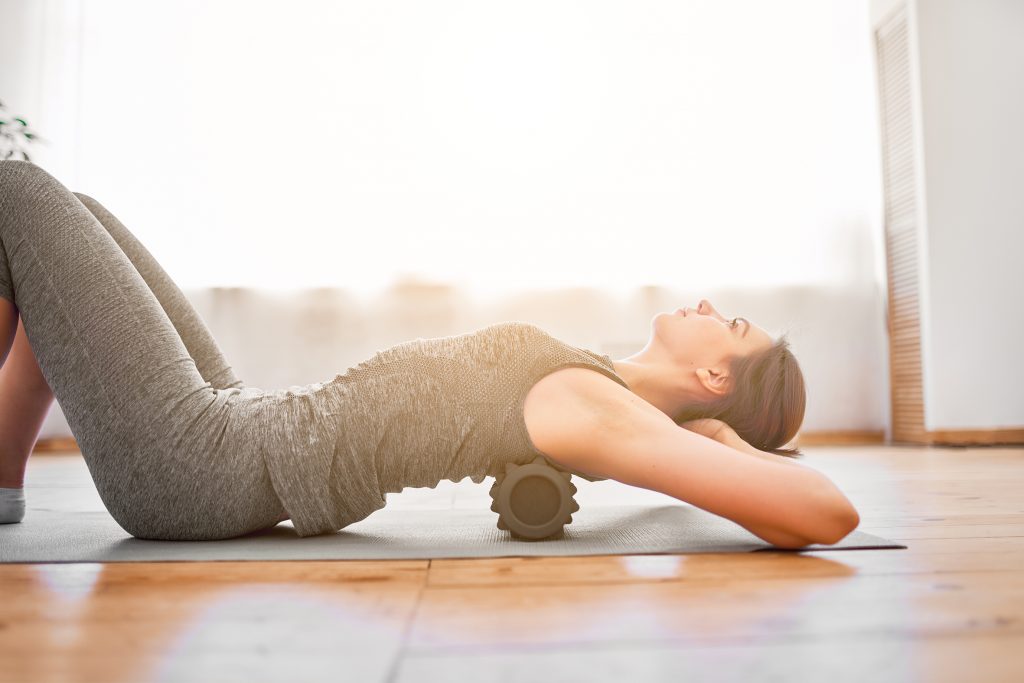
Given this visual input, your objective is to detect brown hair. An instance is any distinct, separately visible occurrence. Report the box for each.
[673,336,807,457]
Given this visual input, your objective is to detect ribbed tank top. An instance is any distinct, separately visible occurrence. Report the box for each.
[229,322,630,537]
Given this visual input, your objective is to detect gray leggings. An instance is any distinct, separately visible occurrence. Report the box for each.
[0,160,288,540]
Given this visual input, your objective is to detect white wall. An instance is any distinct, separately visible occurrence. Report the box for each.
[0,1,43,142]
[0,0,81,181]
[7,0,887,296]
[914,0,1024,430]
[0,0,893,439]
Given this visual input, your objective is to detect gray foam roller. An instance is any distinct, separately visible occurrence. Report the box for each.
[488,455,580,540]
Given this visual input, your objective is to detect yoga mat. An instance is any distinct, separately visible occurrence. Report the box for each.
[0,456,905,564]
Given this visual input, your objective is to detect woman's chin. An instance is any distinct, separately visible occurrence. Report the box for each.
[651,312,685,342]
[653,310,678,323]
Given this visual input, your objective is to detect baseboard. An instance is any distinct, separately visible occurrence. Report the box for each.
[31,437,80,453]
[35,431,892,455]
[925,428,1024,446]
[795,428,1024,447]
[793,430,886,446]
[32,428,1022,456]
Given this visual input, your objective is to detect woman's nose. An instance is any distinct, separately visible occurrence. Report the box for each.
[698,299,724,320]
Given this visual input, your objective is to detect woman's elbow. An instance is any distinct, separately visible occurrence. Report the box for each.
[767,508,859,549]
[771,493,861,549]
[807,496,861,546]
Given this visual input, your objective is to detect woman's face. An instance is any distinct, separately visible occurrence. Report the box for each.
[651,298,775,370]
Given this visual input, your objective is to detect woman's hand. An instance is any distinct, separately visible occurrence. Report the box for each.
[680,418,735,445]
[681,418,758,456]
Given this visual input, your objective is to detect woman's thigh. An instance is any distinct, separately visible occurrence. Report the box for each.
[0,162,216,456]
[0,161,283,539]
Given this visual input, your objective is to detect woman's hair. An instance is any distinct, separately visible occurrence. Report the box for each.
[673,336,807,457]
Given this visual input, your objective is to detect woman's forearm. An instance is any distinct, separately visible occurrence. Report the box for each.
[717,431,861,545]
[717,436,819,547]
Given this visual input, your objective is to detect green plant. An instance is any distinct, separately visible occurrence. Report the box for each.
[0,99,41,161]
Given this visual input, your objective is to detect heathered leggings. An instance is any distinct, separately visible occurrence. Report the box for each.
[0,160,288,540]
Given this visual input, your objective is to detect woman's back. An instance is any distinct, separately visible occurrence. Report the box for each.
[239,321,630,536]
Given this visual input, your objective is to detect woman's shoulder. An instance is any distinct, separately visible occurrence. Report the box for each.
[525,363,657,424]
[522,363,655,472]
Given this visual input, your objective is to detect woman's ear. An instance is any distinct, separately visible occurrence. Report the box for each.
[695,366,731,397]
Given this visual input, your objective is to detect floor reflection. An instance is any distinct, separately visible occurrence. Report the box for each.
[3,561,425,683]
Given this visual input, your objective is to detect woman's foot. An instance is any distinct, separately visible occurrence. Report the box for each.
[0,486,25,523]
[0,315,55,524]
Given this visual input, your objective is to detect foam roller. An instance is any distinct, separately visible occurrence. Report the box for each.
[488,455,580,540]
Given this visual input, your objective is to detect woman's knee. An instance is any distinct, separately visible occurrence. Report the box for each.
[72,192,101,213]
[0,160,63,197]
[0,160,80,238]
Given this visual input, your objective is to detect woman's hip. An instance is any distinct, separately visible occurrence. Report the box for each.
[78,418,287,541]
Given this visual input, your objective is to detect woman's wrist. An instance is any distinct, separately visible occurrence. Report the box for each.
[721,430,804,467]
[720,429,757,455]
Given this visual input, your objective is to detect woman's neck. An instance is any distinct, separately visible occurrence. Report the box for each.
[610,357,692,420]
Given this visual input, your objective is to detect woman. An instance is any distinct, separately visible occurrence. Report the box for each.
[0,160,859,548]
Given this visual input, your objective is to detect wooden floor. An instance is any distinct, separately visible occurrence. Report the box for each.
[2,445,1023,683]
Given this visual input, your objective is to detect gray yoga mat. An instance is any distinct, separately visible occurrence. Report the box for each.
[1,456,905,563]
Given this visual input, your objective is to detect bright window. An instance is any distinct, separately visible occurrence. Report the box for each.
[69,0,882,297]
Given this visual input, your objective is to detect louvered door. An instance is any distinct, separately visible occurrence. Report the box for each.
[876,6,929,444]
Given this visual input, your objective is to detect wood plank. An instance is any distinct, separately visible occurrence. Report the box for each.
[405,571,1024,650]
[394,633,1024,683]
[425,538,1024,589]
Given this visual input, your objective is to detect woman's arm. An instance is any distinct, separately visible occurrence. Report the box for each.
[716,425,861,545]
[679,420,844,546]
[532,374,860,548]
[633,424,858,547]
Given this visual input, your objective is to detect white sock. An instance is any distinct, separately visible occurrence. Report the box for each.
[0,487,25,524]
